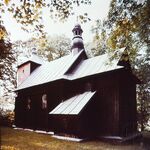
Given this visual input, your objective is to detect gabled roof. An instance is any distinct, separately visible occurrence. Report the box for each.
[16,48,127,91]
[16,50,85,91]
[49,91,96,115]
[18,54,45,67]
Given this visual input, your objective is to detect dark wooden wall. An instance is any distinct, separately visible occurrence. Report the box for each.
[119,71,137,136]
[15,69,137,138]
[15,80,65,130]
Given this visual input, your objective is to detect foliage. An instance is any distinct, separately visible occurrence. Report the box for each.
[136,55,150,131]
[0,93,15,127]
[105,0,150,57]
[0,108,14,127]
[0,0,91,36]
[36,35,71,61]
[15,34,71,62]
[0,25,17,96]
[90,20,108,56]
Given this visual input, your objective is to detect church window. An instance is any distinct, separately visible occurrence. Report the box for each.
[27,98,31,110]
[42,94,47,109]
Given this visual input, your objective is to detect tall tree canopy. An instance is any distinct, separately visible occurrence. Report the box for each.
[15,34,71,62]
[36,35,71,61]
[0,25,17,96]
[0,0,91,35]
[106,0,149,55]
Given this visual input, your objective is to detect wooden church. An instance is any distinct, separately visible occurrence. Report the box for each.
[14,24,139,140]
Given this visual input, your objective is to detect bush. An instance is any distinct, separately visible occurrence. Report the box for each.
[0,108,14,127]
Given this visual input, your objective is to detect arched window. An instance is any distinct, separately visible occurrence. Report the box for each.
[27,98,31,110]
[42,94,47,109]
[85,82,92,91]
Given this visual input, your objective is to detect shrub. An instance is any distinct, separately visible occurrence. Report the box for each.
[0,108,14,127]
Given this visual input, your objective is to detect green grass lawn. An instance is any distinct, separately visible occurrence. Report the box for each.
[1,127,150,150]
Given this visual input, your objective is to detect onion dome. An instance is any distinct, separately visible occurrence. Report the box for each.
[71,24,84,55]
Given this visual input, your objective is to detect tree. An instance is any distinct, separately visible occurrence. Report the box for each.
[15,34,71,62]
[135,54,150,131]
[36,35,71,61]
[106,0,149,52]
[0,25,17,97]
[90,20,108,56]
[0,0,91,36]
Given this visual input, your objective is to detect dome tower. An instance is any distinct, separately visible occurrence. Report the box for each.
[71,24,84,55]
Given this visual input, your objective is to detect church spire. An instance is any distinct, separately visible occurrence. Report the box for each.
[71,24,84,55]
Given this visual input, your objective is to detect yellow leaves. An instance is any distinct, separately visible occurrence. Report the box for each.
[33,13,39,20]
[38,36,48,49]
[0,28,6,40]
[120,55,129,62]
[4,0,10,5]
[106,18,136,50]
[93,34,100,42]
[35,3,42,9]
[107,37,116,50]
[122,19,129,25]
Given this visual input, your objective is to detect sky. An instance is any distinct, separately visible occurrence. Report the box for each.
[3,1,111,43]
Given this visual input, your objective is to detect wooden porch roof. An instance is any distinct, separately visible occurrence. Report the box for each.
[49,91,96,115]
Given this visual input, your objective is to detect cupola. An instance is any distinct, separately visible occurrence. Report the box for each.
[71,24,84,55]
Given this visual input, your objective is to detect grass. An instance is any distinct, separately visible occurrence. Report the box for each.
[1,127,150,150]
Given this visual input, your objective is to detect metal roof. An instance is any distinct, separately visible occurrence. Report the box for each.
[16,50,84,91]
[64,52,124,80]
[49,91,96,115]
[16,48,126,91]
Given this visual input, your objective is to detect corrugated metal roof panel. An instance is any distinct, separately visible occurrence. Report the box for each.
[49,91,96,115]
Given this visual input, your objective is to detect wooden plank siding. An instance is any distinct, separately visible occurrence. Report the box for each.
[15,68,137,138]
[119,71,137,136]
[15,80,66,131]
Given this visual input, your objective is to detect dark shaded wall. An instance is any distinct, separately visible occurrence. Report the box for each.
[15,69,137,138]
[15,80,65,130]
[50,69,137,137]
[119,71,137,136]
